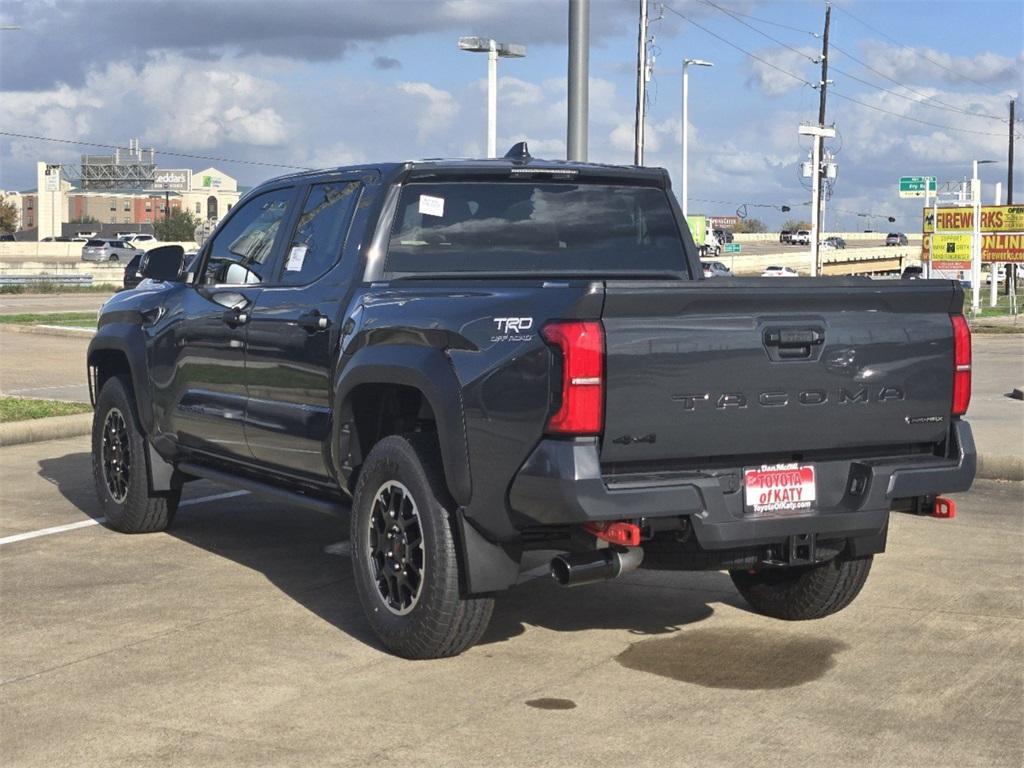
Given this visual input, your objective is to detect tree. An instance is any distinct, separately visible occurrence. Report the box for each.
[0,195,19,234]
[733,217,767,233]
[154,209,200,242]
[782,218,812,231]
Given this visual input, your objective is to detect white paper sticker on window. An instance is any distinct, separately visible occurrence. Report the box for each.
[418,194,445,218]
[285,245,308,272]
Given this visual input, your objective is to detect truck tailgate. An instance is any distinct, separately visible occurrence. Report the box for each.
[600,279,961,466]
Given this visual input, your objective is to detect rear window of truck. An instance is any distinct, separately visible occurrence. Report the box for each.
[384,182,687,277]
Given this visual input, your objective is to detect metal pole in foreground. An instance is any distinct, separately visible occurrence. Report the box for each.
[991,182,1002,307]
[681,59,713,218]
[971,160,981,314]
[634,0,648,165]
[487,41,498,158]
[809,137,822,277]
[567,0,590,162]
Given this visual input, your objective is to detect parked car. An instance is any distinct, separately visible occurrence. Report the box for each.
[87,147,975,659]
[761,265,799,277]
[986,265,1006,284]
[885,233,909,246]
[901,266,924,280]
[792,230,811,246]
[121,234,157,246]
[822,236,846,249]
[701,260,732,278]
[779,230,793,244]
[0,233,16,242]
[81,239,142,263]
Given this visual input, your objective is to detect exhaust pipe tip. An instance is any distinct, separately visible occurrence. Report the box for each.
[550,547,644,588]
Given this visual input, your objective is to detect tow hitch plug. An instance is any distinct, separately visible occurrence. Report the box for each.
[932,496,956,519]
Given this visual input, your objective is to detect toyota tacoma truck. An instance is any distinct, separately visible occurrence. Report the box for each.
[88,144,975,659]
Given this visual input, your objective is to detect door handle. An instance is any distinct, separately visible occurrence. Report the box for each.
[297,310,330,333]
[764,328,824,360]
[222,307,249,326]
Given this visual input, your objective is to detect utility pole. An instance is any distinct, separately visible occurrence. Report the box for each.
[567,0,590,161]
[809,2,831,276]
[634,0,649,165]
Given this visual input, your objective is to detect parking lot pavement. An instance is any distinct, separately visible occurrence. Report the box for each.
[1,435,1021,768]
[0,327,91,402]
[0,293,111,315]
[969,334,1024,459]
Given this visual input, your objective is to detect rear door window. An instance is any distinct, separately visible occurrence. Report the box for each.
[384,181,687,278]
[274,180,361,286]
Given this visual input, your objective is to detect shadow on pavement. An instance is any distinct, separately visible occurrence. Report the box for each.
[39,450,733,657]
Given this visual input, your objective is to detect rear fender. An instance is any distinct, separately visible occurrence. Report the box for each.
[332,344,472,505]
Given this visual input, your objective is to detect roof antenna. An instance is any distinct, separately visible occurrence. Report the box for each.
[504,141,531,162]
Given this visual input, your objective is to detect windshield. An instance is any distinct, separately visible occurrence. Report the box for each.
[385,181,688,277]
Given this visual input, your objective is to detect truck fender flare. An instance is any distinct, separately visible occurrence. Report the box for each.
[87,325,155,436]
[332,344,472,505]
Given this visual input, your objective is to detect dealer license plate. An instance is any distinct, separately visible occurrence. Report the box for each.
[743,463,816,514]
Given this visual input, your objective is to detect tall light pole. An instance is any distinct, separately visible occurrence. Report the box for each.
[681,59,712,218]
[458,37,526,158]
[971,159,997,314]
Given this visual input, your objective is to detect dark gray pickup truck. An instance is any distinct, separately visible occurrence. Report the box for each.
[88,145,975,658]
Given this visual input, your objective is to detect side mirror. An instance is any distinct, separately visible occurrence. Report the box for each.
[141,245,185,282]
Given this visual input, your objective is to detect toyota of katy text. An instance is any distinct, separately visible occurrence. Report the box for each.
[87,146,976,659]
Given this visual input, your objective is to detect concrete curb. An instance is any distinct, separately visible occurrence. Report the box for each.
[2,324,96,339]
[976,453,1024,482]
[0,412,93,448]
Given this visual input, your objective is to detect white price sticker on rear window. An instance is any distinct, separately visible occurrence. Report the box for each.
[418,194,445,218]
[285,245,307,272]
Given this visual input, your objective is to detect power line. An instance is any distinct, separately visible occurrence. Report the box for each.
[661,3,815,89]
[694,0,817,63]
[830,42,1006,121]
[660,2,1009,139]
[712,8,817,37]
[832,4,994,90]
[0,131,312,171]
[828,63,1006,122]
[827,89,1007,137]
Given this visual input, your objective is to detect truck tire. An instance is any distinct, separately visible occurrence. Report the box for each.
[729,553,873,620]
[351,434,494,659]
[91,376,179,533]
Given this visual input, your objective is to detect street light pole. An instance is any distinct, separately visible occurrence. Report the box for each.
[681,59,712,218]
[971,159,997,315]
[458,37,526,158]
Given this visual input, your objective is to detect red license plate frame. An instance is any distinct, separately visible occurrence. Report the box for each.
[743,463,816,514]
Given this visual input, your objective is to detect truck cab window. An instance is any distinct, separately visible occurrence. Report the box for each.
[201,188,292,285]
[276,181,361,285]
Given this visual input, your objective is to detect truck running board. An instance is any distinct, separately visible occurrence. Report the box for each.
[177,462,346,517]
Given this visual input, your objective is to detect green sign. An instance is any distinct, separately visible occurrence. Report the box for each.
[724,243,741,253]
[899,176,936,198]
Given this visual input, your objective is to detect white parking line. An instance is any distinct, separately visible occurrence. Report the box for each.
[0,489,250,546]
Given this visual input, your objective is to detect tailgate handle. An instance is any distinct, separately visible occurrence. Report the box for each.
[764,328,824,359]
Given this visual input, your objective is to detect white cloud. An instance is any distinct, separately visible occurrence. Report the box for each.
[746,46,818,97]
[862,41,1023,88]
[396,82,459,142]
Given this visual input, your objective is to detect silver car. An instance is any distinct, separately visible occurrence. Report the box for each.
[81,239,142,263]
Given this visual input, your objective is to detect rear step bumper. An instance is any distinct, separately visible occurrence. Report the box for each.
[509,421,975,549]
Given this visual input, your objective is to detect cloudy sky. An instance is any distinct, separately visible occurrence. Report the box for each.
[0,0,1020,229]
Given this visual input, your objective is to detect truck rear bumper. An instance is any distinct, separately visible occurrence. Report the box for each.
[508,421,975,550]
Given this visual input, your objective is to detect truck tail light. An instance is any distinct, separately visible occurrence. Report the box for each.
[541,321,604,435]
[951,314,971,416]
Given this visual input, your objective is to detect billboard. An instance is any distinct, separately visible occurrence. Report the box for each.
[923,205,1024,234]
[152,169,191,191]
[922,205,1024,263]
